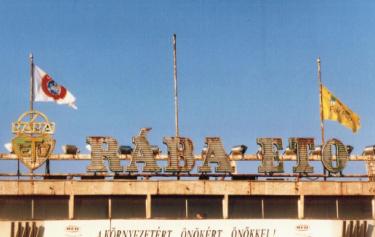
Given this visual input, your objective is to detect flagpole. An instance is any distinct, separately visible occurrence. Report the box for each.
[173,34,180,137]
[29,53,34,112]
[317,57,325,145]
[317,57,327,180]
[29,53,35,178]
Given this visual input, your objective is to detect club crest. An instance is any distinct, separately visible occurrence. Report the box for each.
[11,111,56,170]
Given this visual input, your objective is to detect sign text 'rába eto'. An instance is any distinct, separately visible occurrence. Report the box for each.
[10,110,358,175]
[85,131,348,174]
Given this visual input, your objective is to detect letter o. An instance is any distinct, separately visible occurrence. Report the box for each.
[321,138,348,173]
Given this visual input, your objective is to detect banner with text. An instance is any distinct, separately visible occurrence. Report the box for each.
[0,219,361,237]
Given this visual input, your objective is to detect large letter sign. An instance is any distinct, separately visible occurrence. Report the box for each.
[321,138,349,174]
[257,138,284,173]
[290,138,315,173]
[86,136,122,173]
[198,137,233,173]
[9,110,363,176]
[164,137,195,173]
[125,128,161,173]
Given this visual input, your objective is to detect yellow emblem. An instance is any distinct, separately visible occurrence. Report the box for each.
[11,111,55,170]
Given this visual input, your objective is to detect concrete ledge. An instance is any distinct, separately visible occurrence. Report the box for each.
[0,180,373,196]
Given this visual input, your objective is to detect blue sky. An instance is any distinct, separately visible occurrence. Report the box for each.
[0,1,374,174]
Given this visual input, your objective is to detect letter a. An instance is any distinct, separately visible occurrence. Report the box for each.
[198,137,233,173]
[125,128,161,172]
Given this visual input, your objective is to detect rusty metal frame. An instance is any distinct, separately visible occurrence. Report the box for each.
[0,153,370,161]
[0,172,369,180]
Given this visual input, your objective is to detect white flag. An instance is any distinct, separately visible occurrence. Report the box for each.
[34,65,77,109]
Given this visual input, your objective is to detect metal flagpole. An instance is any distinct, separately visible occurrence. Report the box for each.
[317,57,325,145]
[29,53,34,112]
[173,34,180,137]
[317,57,327,180]
[29,53,35,178]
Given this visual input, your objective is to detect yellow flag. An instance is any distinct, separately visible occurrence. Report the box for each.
[321,86,360,133]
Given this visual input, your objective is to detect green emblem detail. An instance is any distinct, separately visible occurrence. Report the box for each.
[11,110,56,171]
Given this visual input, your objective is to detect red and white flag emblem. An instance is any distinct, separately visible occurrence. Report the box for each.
[34,65,77,109]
